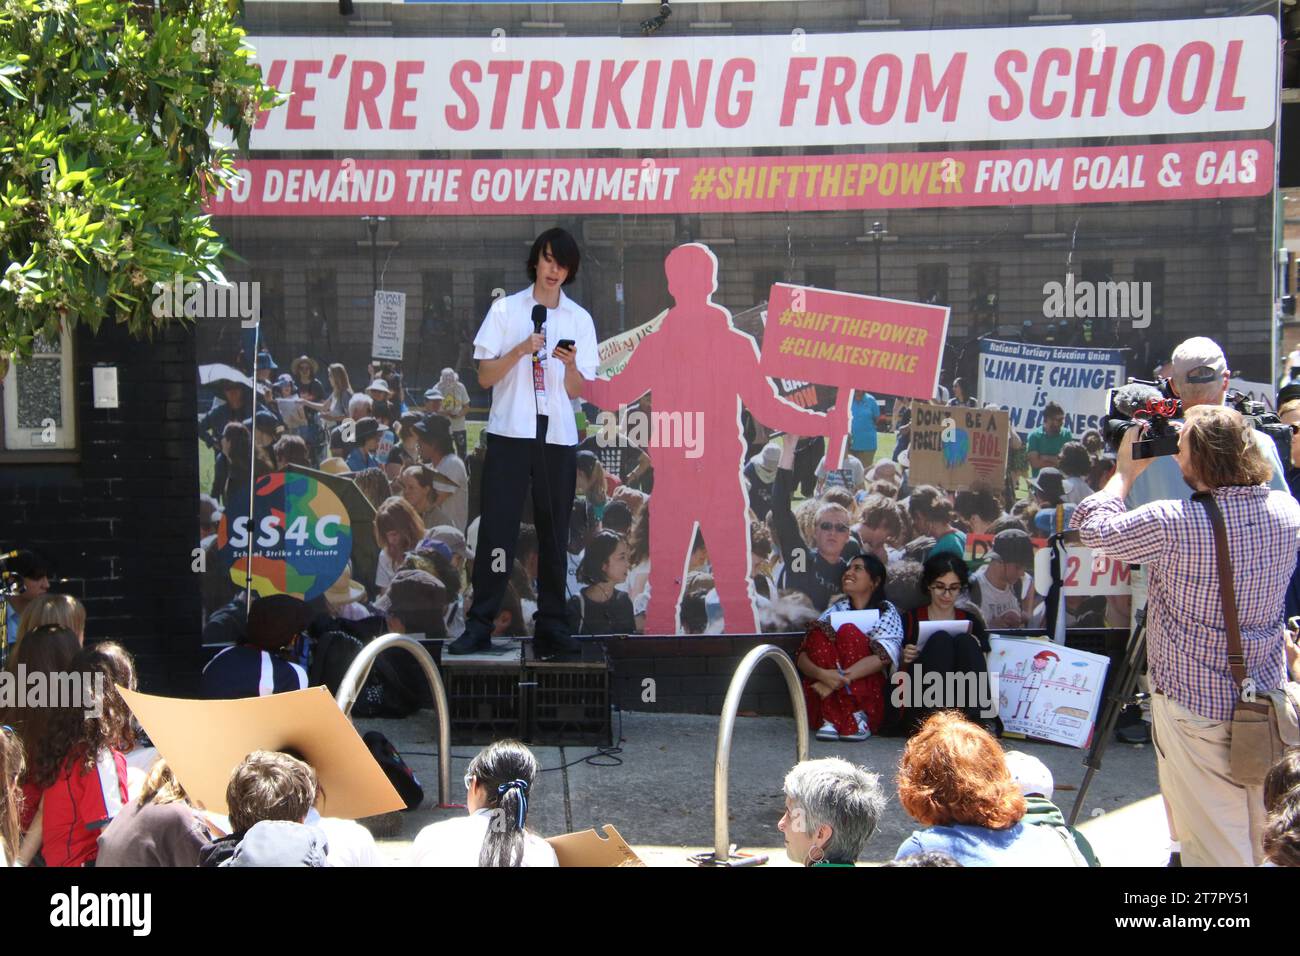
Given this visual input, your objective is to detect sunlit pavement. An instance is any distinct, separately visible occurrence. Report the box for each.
[359,709,1167,867]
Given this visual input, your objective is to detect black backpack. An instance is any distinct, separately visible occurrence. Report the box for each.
[363,731,424,811]
[309,629,423,719]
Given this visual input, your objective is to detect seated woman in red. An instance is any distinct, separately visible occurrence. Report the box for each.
[795,553,903,742]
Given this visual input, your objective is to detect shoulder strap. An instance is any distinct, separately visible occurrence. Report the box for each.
[1191,492,1249,693]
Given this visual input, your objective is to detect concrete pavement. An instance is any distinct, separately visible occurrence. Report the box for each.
[359,708,1168,866]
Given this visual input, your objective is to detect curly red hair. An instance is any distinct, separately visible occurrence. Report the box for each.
[897,712,1025,830]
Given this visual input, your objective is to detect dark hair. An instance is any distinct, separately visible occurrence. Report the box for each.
[466,740,540,867]
[577,530,624,585]
[527,228,580,285]
[0,624,83,777]
[22,641,134,790]
[1058,442,1091,478]
[601,501,633,535]
[954,488,1001,524]
[842,552,888,610]
[273,434,311,469]
[418,414,455,457]
[1263,748,1300,866]
[681,591,708,633]
[909,485,954,527]
[1043,401,1065,419]
[919,552,970,602]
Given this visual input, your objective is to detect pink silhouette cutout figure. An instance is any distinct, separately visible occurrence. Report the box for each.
[585,244,844,634]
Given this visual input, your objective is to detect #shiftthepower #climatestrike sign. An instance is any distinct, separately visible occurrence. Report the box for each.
[978,338,1127,435]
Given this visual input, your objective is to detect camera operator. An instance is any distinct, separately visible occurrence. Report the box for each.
[1128,338,1288,503]
[2,551,50,650]
[1073,405,1300,866]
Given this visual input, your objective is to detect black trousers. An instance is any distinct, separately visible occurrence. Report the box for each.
[897,630,990,732]
[466,416,577,639]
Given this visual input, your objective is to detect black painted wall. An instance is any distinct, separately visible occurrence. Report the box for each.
[0,320,204,693]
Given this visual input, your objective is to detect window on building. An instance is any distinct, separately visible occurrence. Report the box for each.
[1,326,77,457]
[1133,258,1166,340]
[305,271,338,356]
[917,262,949,306]
[805,266,836,291]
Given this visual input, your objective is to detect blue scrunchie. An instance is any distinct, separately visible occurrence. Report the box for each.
[497,779,530,829]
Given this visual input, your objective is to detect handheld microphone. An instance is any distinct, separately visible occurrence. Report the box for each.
[531,304,546,364]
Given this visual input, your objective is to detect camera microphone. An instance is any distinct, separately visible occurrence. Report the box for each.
[1109,381,1164,418]
[0,551,18,563]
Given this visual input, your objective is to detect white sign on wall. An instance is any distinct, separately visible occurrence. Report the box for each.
[372,291,407,361]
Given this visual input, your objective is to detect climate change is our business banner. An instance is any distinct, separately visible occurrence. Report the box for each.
[978,339,1128,436]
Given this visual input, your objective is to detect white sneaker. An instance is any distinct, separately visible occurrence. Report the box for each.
[815,721,838,741]
[839,713,871,742]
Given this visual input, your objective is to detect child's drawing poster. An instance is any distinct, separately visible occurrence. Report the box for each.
[990,637,1110,748]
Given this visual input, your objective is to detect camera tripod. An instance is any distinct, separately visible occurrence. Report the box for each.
[1067,605,1148,826]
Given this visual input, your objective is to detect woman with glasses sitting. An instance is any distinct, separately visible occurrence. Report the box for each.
[895,553,992,734]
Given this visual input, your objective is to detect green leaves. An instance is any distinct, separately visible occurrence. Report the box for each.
[0,0,282,356]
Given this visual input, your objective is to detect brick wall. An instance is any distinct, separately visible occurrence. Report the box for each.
[0,321,203,693]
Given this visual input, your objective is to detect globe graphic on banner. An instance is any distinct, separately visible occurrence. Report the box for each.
[216,472,352,601]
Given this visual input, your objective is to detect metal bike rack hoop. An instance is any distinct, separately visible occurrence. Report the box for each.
[334,633,453,809]
[712,643,809,864]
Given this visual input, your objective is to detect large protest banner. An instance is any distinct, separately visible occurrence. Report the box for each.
[908,402,1010,489]
[978,338,1128,435]
[193,5,1281,637]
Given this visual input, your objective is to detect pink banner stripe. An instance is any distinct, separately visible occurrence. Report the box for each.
[207,140,1272,217]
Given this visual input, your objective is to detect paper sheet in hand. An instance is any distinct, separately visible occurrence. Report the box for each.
[118,686,405,819]
[915,618,970,654]
[828,609,879,633]
[276,397,307,428]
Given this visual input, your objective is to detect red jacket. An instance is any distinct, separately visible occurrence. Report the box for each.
[22,749,128,867]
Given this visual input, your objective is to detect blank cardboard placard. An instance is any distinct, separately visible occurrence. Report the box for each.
[119,686,405,820]
[548,824,645,867]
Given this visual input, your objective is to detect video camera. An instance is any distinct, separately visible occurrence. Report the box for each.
[1102,378,1184,459]
[1228,390,1296,467]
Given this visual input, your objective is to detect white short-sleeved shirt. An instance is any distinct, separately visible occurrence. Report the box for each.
[408,810,559,867]
[473,287,598,446]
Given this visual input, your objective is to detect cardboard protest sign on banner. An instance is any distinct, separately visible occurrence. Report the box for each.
[597,312,664,379]
[978,338,1127,435]
[760,284,949,402]
[989,637,1110,748]
[906,402,1009,489]
[371,290,406,360]
[119,686,406,819]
